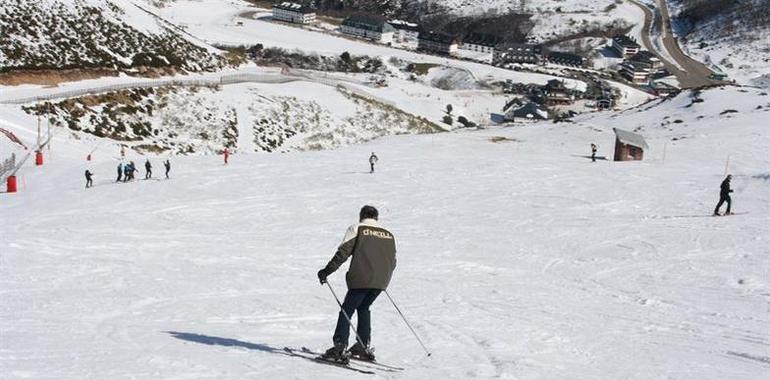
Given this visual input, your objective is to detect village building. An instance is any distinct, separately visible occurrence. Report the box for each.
[460,33,501,54]
[543,79,575,106]
[619,61,652,85]
[613,128,648,161]
[628,51,662,71]
[503,99,549,121]
[492,43,543,65]
[271,2,316,24]
[388,20,420,43]
[650,81,680,97]
[611,35,641,58]
[545,51,586,67]
[340,14,395,44]
[709,66,729,81]
[418,31,459,55]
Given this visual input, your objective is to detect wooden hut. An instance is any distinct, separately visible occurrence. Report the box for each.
[613,128,648,161]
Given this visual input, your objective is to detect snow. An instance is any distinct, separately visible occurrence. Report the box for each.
[2,86,769,379]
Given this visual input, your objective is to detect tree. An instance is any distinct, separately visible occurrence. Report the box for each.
[446,104,453,115]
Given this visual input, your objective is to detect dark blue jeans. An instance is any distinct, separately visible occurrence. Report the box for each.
[333,288,382,346]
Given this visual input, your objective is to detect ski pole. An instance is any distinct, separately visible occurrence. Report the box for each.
[384,290,432,357]
[325,282,367,350]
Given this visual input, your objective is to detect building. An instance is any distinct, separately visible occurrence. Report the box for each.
[418,31,459,55]
[543,79,574,105]
[545,51,586,67]
[709,66,729,81]
[461,33,501,54]
[613,128,648,161]
[493,43,543,65]
[340,14,395,44]
[389,20,420,43]
[619,61,651,85]
[650,81,680,97]
[504,100,549,121]
[611,35,641,58]
[628,51,662,71]
[271,2,316,24]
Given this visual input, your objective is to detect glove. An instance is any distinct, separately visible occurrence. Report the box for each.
[317,268,330,285]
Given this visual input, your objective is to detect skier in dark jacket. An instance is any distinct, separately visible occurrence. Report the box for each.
[85,170,94,188]
[145,159,152,179]
[591,143,598,162]
[714,174,733,216]
[369,153,378,173]
[317,205,397,363]
[123,162,130,182]
[116,163,123,182]
[164,160,171,179]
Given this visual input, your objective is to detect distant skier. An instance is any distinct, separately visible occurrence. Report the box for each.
[85,170,94,189]
[368,152,378,173]
[116,163,123,182]
[123,162,131,182]
[224,148,230,165]
[713,174,734,216]
[126,161,137,181]
[164,160,171,179]
[591,143,598,162]
[145,159,152,179]
[316,205,397,363]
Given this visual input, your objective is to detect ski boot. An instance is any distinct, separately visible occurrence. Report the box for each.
[320,342,350,364]
[348,342,376,361]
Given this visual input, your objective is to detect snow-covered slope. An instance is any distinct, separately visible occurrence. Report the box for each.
[0,0,224,74]
[2,86,768,379]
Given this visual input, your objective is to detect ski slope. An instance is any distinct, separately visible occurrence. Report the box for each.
[1,86,769,379]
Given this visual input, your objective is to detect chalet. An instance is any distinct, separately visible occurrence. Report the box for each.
[545,51,586,67]
[389,20,420,43]
[493,43,543,65]
[619,61,651,85]
[611,35,641,58]
[272,2,316,24]
[543,79,574,105]
[418,31,459,55]
[613,128,648,161]
[340,14,395,44]
[504,100,549,121]
[461,33,501,54]
[628,51,662,71]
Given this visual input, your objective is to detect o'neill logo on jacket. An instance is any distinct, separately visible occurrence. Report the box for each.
[362,229,393,239]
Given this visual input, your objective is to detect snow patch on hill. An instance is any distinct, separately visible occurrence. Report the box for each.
[0,0,224,74]
[12,81,444,155]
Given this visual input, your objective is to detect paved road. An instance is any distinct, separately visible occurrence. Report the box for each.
[628,0,719,88]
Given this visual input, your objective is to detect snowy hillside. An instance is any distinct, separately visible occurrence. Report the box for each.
[0,0,224,76]
[669,0,770,86]
[2,85,769,379]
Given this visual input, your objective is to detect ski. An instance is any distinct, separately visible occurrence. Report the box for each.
[300,346,404,371]
[282,347,374,375]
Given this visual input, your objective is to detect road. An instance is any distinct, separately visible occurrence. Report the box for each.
[628,0,719,88]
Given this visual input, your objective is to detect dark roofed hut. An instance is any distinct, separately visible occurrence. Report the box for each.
[613,128,649,161]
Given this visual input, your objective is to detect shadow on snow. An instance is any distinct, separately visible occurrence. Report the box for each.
[165,331,284,354]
